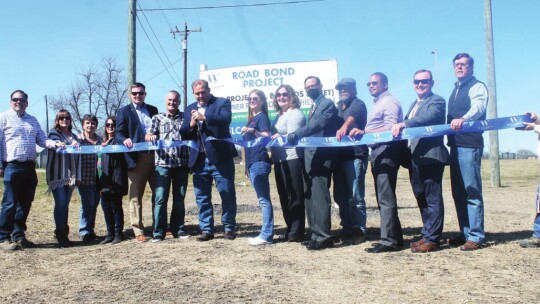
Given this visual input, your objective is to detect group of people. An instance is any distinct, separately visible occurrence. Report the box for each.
[1,52,539,252]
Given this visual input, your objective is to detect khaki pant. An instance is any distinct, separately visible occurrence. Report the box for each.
[127,153,156,236]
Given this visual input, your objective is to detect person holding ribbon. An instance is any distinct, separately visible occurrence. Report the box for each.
[241,89,273,246]
[145,90,191,242]
[287,76,340,250]
[99,116,127,245]
[46,110,81,247]
[270,84,306,242]
[392,69,449,253]
[77,114,102,242]
[519,112,540,248]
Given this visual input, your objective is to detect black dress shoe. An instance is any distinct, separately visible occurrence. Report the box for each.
[197,233,215,242]
[366,244,398,253]
[306,240,334,251]
[223,231,236,240]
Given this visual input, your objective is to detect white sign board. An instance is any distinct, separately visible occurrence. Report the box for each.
[199,59,339,137]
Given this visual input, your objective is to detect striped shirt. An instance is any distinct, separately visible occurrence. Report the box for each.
[0,109,57,163]
[148,112,189,168]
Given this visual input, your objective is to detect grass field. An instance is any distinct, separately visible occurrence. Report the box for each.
[1,159,539,303]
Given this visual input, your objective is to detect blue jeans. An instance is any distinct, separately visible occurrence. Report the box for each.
[78,185,100,237]
[153,166,189,239]
[0,162,38,242]
[248,161,273,242]
[353,157,368,232]
[333,157,368,232]
[52,185,74,231]
[101,193,124,236]
[533,183,540,239]
[192,156,237,234]
[450,146,485,243]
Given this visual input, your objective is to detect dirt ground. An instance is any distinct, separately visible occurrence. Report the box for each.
[1,159,539,303]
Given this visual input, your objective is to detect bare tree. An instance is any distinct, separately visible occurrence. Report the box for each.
[50,57,127,134]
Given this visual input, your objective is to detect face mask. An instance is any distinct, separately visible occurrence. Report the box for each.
[307,89,321,100]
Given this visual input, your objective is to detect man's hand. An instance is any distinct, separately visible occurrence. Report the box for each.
[391,123,405,137]
[123,138,133,148]
[450,118,465,131]
[336,126,348,142]
[349,128,365,137]
[287,133,299,145]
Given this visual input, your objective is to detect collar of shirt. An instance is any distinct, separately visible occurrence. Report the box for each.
[312,94,324,106]
[455,75,476,88]
[165,111,180,119]
[337,96,357,110]
[373,91,390,103]
[132,102,146,110]
[8,108,26,118]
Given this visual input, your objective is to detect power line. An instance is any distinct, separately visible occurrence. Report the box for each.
[138,0,325,11]
[137,1,183,85]
[135,9,181,87]
[143,56,183,84]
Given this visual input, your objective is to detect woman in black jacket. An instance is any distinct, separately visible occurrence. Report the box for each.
[99,116,128,244]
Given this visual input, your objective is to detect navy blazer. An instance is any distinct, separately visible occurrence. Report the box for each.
[180,95,238,166]
[403,92,449,166]
[115,102,159,169]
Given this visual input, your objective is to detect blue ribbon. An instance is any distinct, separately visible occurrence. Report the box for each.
[56,114,532,153]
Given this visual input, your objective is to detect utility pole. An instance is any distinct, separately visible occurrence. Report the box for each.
[44,95,49,131]
[171,23,202,109]
[484,0,501,187]
[128,0,136,88]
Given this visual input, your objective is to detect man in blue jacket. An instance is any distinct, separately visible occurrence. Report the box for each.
[180,79,238,241]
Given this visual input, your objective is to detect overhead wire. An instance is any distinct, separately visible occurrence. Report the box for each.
[138,0,325,11]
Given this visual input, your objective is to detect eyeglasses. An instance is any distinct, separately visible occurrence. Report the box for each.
[58,117,71,121]
[453,62,469,68]
[366,81,379,87]
[275,92,290,98]
[413,79,431,85]
[11,98,27,103]
[131,91,145,96]
[106,123,115,128]
[304,85,319,90]
[247,97,260,102]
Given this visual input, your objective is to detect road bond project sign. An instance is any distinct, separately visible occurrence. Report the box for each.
[199,59,339,138]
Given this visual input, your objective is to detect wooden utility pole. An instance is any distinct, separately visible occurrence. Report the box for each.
[484,0,501,187]
[128,0,136,88]
[171,23,202,109]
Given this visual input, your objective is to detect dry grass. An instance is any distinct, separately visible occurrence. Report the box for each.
[1,159,539,303]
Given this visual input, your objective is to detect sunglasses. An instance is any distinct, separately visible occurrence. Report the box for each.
[58,117,71,121]
[131,91,145,96]
[247,97,260,102]
[413,79,431,85]
[366,81,379,87]
[275,92,290,98]
[11,98,27,103]
[106,123,115,128]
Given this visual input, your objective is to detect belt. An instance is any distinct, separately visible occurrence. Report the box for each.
[7,160,35,166]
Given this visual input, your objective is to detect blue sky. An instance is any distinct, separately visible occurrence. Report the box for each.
[1,0,539,152]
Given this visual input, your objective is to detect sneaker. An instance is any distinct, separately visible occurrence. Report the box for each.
[135,235,147,243]
[197,232,214,242]
[16,238,36,249]
[0,240,20,251]
[174,231,191,240]
[151,237,163,243]
[519,237,540,248]
[81,233,97,242]
[248,237,272,246]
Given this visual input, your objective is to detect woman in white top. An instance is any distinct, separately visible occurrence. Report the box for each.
[270,84,306,242]
[520,112,540,248]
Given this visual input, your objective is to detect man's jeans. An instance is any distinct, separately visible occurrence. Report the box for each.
[192,156,237,235]
[78,185,100,237]
[153,166,189,239]
[333,157,367,232]
[533,183,540,239]
[52,185,74,232]
[0,162,38,242]
[450,146,485,244]
[248,161,273,242]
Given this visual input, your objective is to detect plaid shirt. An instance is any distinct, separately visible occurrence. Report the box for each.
[78,134,103,185]
[148,112,189,168]
[0,109,56,163]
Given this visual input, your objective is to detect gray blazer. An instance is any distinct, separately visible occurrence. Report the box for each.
[403,92,449,166]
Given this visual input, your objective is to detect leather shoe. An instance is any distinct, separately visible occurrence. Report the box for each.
[410,238,426,248]
[197,233,214,242]
[448,235,466,246]
[366,244,398,253]
[460,240,481,251]
[411,242,439,253]
[223,231,236,240]
[306,240,334,251]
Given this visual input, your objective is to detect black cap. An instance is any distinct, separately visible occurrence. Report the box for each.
[335,78,356,89]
